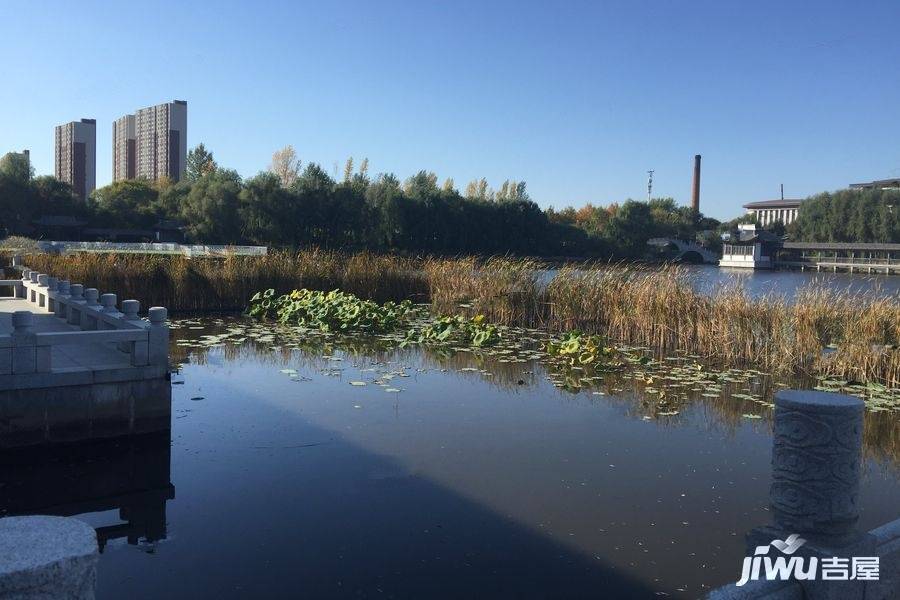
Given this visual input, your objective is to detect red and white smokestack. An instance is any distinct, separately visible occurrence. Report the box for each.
[691,154,701,213]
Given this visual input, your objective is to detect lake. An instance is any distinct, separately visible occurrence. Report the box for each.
[540,264,900,300]
[4,313,896,599]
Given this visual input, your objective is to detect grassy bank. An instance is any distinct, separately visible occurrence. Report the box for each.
[12,251,900,386]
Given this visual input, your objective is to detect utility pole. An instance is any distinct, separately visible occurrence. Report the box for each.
[647,170,654,203]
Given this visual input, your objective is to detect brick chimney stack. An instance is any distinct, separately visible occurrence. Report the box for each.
[691,154,701,213]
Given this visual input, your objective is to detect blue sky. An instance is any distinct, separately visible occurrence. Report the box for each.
[2,0,899,220]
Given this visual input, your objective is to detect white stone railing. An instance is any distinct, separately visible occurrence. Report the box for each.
[31,241,268,257]
[0,268,168,376]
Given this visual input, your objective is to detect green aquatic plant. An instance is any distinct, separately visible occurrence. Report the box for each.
[248,288,413,333]
[544,331,624,368]
[405,314,499,348]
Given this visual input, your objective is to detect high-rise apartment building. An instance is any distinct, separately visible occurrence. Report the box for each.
[112,114,136,181]
[112,100,187,182]
[54,119,96,200]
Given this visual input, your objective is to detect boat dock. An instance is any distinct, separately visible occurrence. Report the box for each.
[720,226,900,273]
[775,241,900,274]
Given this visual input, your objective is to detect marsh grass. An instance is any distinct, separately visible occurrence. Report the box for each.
[17,250,428,311]
[12,251,900,385]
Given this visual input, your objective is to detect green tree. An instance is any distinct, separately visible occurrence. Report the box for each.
[603,200,656,258]
[180,170,243,243]
[792,188,900,243]
[185,143,218,181]
[0,152,33,183]
[90,180,159,229]
[240,172,297,246]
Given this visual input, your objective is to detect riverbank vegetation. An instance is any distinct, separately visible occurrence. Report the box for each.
[1,146,717,259]
[13,250,900,387]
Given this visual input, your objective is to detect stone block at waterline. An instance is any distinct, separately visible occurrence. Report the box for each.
[0,515,99,599]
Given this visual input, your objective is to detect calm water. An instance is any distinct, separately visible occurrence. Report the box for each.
[690,265,900,298]
[541,264,900,299]
[4,317,898,599]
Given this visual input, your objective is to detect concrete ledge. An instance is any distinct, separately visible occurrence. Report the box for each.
[0,364,167,391]
[0,378,172,448]
[0,515,98,599]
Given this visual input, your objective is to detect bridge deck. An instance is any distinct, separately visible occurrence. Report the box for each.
[0,298,132,370]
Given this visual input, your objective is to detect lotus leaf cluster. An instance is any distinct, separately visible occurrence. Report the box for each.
[405,314,499,347]
[248,288,413,333]
[544,331,628,368]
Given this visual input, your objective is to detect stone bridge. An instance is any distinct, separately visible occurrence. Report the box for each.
[647,237,719,264]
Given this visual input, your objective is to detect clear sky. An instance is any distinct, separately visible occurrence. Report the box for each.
[2,0,899,220]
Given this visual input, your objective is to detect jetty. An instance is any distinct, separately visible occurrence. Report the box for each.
[0,266,169,391]
[721,224,900,273]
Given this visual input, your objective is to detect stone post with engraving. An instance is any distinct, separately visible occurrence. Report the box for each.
[751,390,875,600]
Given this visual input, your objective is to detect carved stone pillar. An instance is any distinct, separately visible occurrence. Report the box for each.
[770,390,863,539]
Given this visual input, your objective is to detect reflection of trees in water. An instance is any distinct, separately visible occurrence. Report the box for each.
[170,319,900,468]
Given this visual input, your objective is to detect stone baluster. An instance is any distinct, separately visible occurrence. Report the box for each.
[16,268,28,298]
[55,280,70,319]
[28,271,38,302]
[121,300,149,365]
[770,390,863,538]
[148,307,169,368]
[67,284,85,327]
[741,390,874,600]
[10,311,49,373]
[82,288,100,330]
[46,277,58,312]
[121,299,140,322]
[36,274,49,308]
[83,288,99,308]
[99,293,122,330]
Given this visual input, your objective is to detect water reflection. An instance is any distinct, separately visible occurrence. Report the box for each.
[0,431,174,552]
[171,318,900,469]
[0,379,175,554]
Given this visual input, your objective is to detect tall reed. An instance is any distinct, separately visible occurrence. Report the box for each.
[10,251,900,385]
[15,250,427,311]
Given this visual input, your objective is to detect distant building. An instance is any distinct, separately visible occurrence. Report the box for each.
[112,114,136,181]
[720,223,782,269]
[849,178,900,190]
[113,100,187,182]
[743,198,803,226]
[54,119,96,201]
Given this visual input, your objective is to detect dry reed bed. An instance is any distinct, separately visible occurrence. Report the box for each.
[16,250,428,310]
[10,252,900,385]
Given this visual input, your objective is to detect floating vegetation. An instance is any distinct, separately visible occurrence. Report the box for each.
[544,331,643,369]
[404,314,499,348]
[170,313,900,418]
[248,288,413,333]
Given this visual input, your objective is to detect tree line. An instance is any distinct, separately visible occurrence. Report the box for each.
[17,145,899,256]
[0,144,725,258]
[787,188,900,243]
